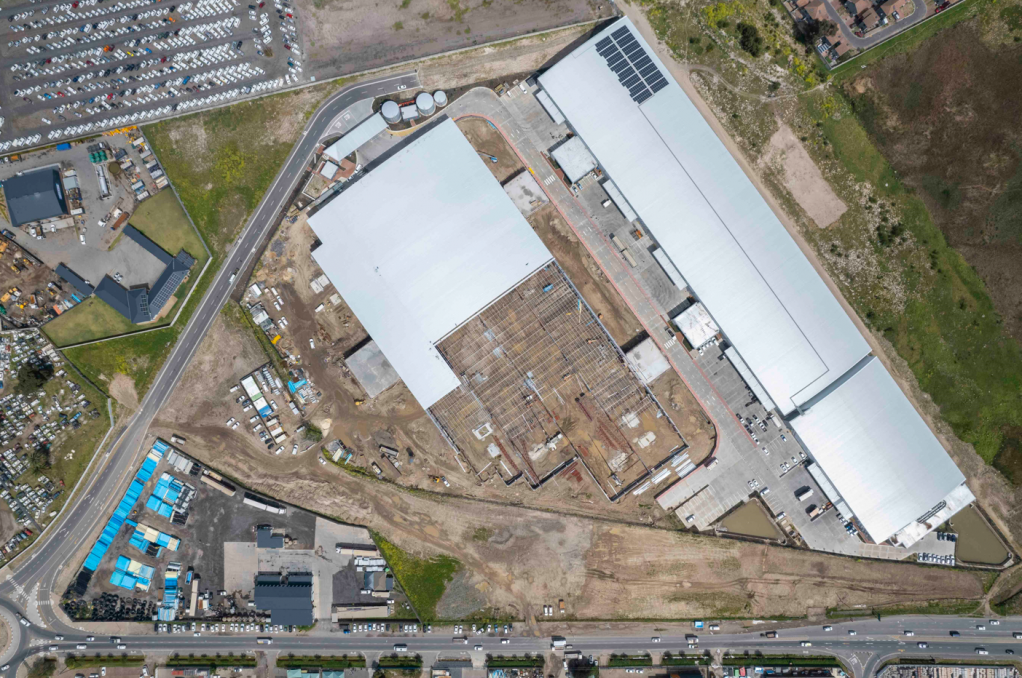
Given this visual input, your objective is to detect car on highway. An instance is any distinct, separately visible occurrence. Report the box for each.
[116,644,127,650]
[55,635,64,640]
[77,644,88,650]
[1014,632,1022,639]
[823,626,833,632]
[976,648,988,655]
[393,644,407,652]
[904,631,915,637]
[800,641,812,647]
[950,631,960,637]
[501,638,510,645]
[474,645,484,651]
[86,636,95,641]
[1006,650,1015,655]
[990,620,1000,625]
[651,637,661,643]
[917,642,928,649]
[48,646,59,652]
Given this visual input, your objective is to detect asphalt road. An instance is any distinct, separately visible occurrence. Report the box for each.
[0,68,418,667]
[823,0,928,50]
[5,615,1022,676]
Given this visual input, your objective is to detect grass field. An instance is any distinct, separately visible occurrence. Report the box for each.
[43,296,137,347]
[43,191,209,347]
[64,326,179,398]
[65,656,145,669]
[373,532,460,622]
[278,656,367,669]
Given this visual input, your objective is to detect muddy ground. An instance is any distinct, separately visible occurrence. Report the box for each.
[296,0,614,82]
[844,23,1022,342]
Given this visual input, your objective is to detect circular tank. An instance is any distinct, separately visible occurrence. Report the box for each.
[433,90,448,108]
[381,100,401,124]
[415,91,436,116]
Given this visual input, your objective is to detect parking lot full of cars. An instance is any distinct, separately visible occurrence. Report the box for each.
[0,0,303,147]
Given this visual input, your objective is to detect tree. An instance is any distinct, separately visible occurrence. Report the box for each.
[28,658,57,678]
[736,22,764,57]
[29,446,50,472]
[800,18,838,45]
[15,362,53,396]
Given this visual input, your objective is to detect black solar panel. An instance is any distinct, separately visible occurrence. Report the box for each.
[639,62,659,79]
[623,41,644,57]
[632,54,653,70]
[598,25,667,104]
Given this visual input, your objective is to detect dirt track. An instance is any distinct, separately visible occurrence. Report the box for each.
[154,314,987,620]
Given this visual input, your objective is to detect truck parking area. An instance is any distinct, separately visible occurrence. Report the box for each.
[0,0,303,145]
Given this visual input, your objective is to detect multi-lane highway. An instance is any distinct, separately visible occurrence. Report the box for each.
[0,68,418,667]
[5,615,1022,676]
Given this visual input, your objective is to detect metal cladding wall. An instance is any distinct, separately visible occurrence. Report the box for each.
[308,118,553,409]
[538,18,869,416]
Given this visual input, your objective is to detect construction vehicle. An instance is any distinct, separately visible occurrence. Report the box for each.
[354,399,365,407]
[477,151,498,164]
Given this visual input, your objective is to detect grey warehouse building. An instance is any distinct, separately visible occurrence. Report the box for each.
[539,17,974,548]
[2,167,68,227]
[254,572,314,626]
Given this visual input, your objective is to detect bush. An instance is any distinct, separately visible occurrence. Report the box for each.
[16,362,53,396]
[28,658,57,678]
[736,22,764,56]
[304,424,323,442]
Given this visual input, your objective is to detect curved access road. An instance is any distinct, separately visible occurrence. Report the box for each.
[0,70,419,650]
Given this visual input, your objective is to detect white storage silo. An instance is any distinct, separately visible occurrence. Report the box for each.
[433,90,448,108]
[381,100,401,124]
[415,92,436,116]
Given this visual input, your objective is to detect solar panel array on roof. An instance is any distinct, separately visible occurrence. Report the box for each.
[596,26,667,104]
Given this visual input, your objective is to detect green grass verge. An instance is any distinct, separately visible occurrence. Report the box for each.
[486,656,546,668]
[831,0,986,81]
[64,325,180,398]
[377,655,423,668]
[166,655,257,668]
[607,656,653,667]
[65,656,146,669]
[277,655,366,669]
[827,599,982,618]
[131,189,208,265]
[661,656,710,666]
[722,656,843,667]
[372,532,460,622]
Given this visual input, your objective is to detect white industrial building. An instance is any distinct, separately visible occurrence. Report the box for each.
[539,17,973,547]
[672,303,719,350]
[307,118,553,409]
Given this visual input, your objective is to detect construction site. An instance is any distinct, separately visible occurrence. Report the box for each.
[430,263,687,500]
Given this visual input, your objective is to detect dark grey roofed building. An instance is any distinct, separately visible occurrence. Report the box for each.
[95,277,151,323]
[257,526,284,549]
[2,168,68,227]
[254,573,314,626]
[55,264,94,297]
[92,224,196,323]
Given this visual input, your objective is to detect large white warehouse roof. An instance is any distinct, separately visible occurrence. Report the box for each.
[538,18,869,415]
[790,357,972,545]
[308,118,553,408]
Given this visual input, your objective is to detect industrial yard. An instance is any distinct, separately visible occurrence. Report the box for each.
[63,437,405,626]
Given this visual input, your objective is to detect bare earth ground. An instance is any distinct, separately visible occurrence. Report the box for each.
[154,304,986,620]
[297,0,614,80]
[760,121,847,228]
[0,504,19,544]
